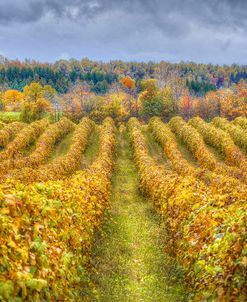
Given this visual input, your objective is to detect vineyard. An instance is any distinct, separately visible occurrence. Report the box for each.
[0,116,246,302]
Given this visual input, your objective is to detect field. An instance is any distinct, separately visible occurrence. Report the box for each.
[0,112,21,123]
[0,115,246,302]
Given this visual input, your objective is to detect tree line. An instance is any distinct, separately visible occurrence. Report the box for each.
[0,77,246,124]
[0,56,246,96]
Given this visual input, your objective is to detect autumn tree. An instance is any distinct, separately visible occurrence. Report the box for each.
[121,76,136,91]
[21,98,51,123]
[3,90,23,111]
[20,82,53,122]
[0,91,5,110]
[204,91,221,118]
[162,86,177,118]
[191,91,220,120]
[155,63,188,100]
[60,82,95,121]
[168,76,189,101]
[138,79,164,118]
[192,83,247,120]
[178,95,193,119]
[220,83,247,119]
[101,92,130,123]
[118,77,138,117]
[23,82,56,102]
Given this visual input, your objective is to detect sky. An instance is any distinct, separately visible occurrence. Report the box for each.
[0,0,246,64]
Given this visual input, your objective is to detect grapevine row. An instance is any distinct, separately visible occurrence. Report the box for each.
[128,117,246,302]
[0,118,116,301]
[164,116,246,182]
[149,117,246,200]
[212,117,247,153]
[0,117,75,176]
[169,116,216,170]
[0,119,49,161]
[148,117,194,174]
[233,116,247,129]
[0,121,5,129]
[189,117,246,169]
[0,121,26,147]
[9,117,94,183]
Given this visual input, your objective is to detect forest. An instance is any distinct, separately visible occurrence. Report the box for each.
[0,56,246,95]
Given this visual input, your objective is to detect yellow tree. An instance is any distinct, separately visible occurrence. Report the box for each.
[23,82,56,102]
[102,92,130,123]
[0,91,5,110]
[220,83,247,119]
[3,90,23,111]
[21,82,53,122]
[162,86,177,117]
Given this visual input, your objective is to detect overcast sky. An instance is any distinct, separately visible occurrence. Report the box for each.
[0,0,246,64]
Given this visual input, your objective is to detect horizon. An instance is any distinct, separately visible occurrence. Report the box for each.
[1,55,246,67]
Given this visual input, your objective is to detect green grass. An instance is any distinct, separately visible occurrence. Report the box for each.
[0,111,57,123]
[167,123,224,166]
[205,144,225,162]
[143,125,197,170]
[0,111,21,122]
[47,126,100,166]
[48,131,74,161]
[142,125,172,170]
[22,142,39,156]
[82,127,187,302]
[0,111,21,118]
[174,137,199,167]
[83,127,100,167]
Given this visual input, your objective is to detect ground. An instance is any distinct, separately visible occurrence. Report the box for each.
[82,126,187,302]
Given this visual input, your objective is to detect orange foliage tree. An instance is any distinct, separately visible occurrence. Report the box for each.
[120,76,138,116]
[193,83,247,120]
[121,76,135,91]
[178,95,193,119]
[192,92,220,120]
[220,83,247,119]
[2,90,23,111]
[0,91,5,110]
[60,82,95,122]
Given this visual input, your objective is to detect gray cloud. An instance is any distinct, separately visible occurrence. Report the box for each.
[0,0,246,29]
[0,0,246,63]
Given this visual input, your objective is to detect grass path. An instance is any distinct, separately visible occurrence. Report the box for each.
[143,126,197,171]
[204,144,225,162]
[48,131,74,161]
[142,125,171,170]
[173,136,198,167]
[48,126,100,166]
[83,127,100,167]
[82,127,186,302]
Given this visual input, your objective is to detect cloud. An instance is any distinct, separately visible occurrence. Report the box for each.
[0,0,246,30]
[0,0,246,63]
